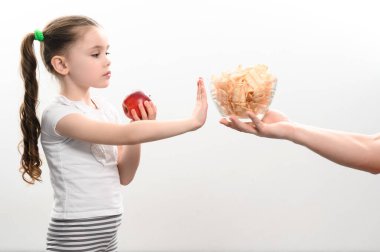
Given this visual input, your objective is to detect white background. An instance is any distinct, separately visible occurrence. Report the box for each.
[1,0,380,251]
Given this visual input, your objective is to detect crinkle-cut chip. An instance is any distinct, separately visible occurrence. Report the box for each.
[211,64,277,119]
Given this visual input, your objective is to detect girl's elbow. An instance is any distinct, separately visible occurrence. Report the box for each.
[120,175,135,186]
[120,179,132,186]
[123,138,140,146]
[369,168,380,175]
[362,163,380,175]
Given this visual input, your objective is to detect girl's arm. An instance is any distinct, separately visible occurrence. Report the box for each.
[57,117,195,145]
[56,79,207,146]
[117,144,141,185]
[220,110,380,174]
[117,99,157,186]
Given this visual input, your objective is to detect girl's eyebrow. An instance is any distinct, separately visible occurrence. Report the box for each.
[89,45,110,50]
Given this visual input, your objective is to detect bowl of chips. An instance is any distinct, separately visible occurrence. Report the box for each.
[210,64,277,119]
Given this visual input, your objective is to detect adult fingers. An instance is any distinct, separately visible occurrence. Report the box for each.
[247,112,263,131]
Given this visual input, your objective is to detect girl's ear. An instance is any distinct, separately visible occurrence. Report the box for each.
[51,56,69,75]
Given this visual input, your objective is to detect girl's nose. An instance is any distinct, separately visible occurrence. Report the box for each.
[104,53,111,67]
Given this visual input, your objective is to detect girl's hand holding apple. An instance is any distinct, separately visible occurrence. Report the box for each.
[122,91,157,121]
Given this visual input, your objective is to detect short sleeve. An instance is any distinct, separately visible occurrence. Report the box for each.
[41,103,82,139]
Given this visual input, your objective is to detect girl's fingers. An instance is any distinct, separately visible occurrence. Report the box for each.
[197,77,203,101]
[131,109,140,121]
[151,101,157,114]
[138,102,148,120]
[201,78,206,100]
[144,100,155,119]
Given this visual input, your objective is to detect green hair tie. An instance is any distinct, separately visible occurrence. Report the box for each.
[34,29,44,41]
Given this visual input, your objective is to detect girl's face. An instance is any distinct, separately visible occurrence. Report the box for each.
[65,26,111,89]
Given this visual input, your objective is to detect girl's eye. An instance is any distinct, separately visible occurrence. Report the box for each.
[91,52,110,57]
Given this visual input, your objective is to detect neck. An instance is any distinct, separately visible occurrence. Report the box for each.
[59,80,92,106]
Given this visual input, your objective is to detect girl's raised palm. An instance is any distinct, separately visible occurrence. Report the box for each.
[191,78,208,130]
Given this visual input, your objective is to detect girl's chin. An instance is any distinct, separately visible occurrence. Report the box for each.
[93,81,110,88]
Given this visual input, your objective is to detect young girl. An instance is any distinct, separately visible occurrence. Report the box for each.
[19,15,207,251]
[220,110,380,174]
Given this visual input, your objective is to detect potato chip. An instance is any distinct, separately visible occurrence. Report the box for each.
[211,64,277,119]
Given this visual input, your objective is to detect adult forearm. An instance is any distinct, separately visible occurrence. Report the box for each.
[287,123,379,173]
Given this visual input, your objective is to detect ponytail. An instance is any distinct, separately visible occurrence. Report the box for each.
[19,33,42,184]
[18,16,100,184]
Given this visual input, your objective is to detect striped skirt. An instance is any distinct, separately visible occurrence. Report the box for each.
[46,214,122,252]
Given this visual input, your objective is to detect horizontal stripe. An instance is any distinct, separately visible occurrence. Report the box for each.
[47,243,115,252]
[47,230,117,238]
[51,214,121,223]
[49,223,121,233]
[47,234,116,244]
[50,219,121,228]
[47,234,114,243]
[49,220,121,232]
[47,238,115,248]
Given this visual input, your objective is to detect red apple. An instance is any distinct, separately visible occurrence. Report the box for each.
[122,91,151,119]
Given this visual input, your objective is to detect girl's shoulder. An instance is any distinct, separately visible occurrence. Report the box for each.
[41,96,85,138]
[42,95,122,124]
[42,96,82,115]
[41,96,86,127]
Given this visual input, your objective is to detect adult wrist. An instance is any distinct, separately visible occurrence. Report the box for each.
[284,121,299,143]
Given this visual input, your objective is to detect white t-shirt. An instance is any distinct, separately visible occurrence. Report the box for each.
[41,95,123,219]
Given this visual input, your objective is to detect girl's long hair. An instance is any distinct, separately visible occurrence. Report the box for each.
[19,16,98,184]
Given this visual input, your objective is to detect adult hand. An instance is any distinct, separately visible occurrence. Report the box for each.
[219,110,294,139]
